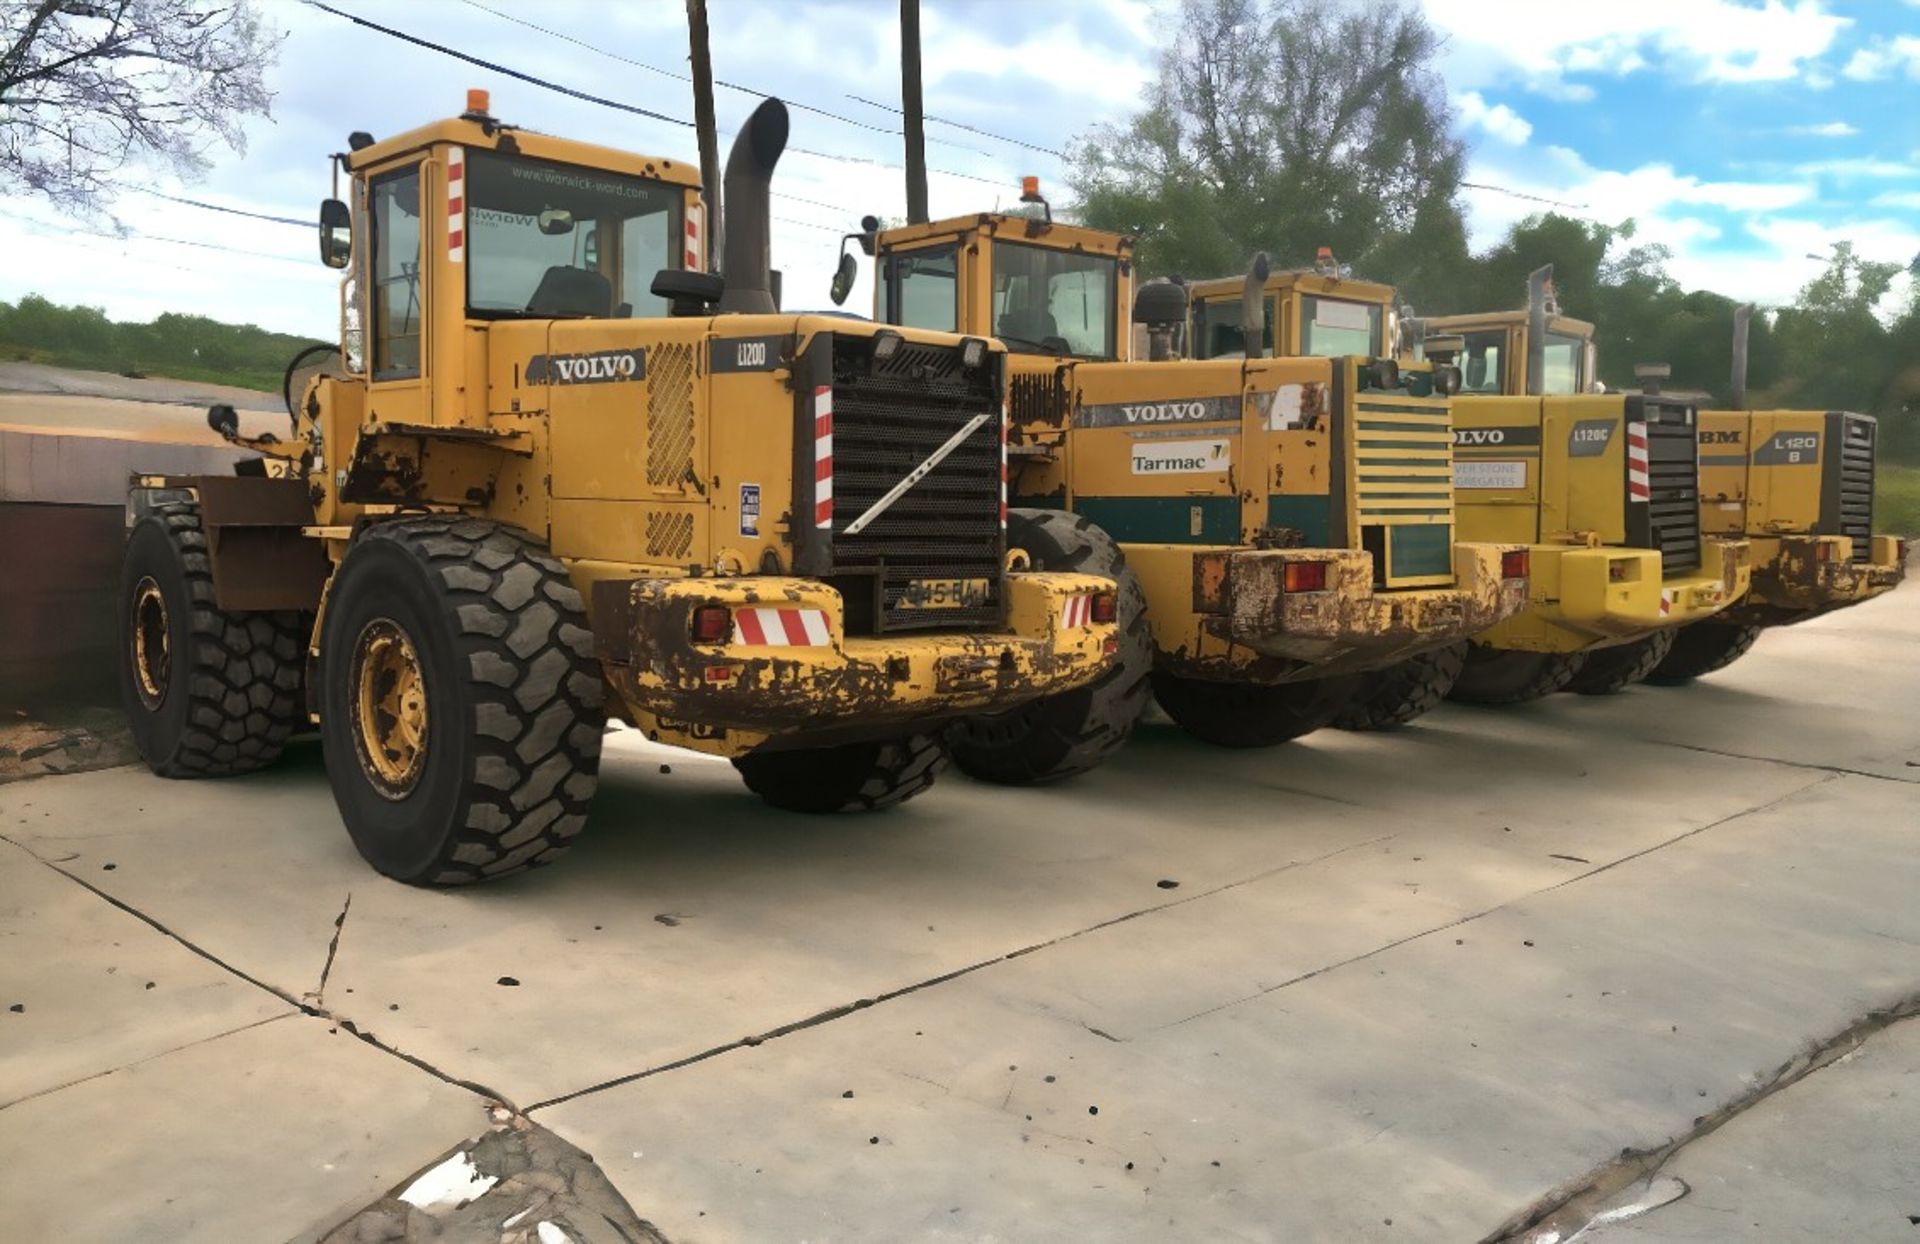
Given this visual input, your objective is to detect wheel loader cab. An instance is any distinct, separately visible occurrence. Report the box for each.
[1184,267,1394,364]
[871,213,1133,362]
[1413,310,1598,397]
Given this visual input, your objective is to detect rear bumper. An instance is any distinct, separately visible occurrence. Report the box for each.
[1725,534,1907,622]
[589,572,1116,752]
[1476,538,1752,652]
[1182,541,1530,676]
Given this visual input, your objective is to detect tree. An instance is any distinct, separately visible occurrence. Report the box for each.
[1069,0,1465,297]
[1767,242,1899,415]
[0,0,277,215]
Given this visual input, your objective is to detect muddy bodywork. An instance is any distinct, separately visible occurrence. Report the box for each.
[1475,537,1752,654]
[590,571,1116,754]
[1121,541,1527,681]
[1721,533,1906,625]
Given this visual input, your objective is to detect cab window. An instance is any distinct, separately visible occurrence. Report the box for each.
[879,245,958,332]
[369,167,424,379]
[1459,330,1506,394]
[1541,332,1585,395]
[1300,295,1381,357]
[1191,296,1273,359]
[989,240,1116,358]
[463,150,681,319]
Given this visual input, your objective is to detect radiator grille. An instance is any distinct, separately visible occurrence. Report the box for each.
[1630,397,1701,573]
[825,336,1004,632]
[1352,386,1455,587]
[647,342,696,489]
[1835,413,1874,562]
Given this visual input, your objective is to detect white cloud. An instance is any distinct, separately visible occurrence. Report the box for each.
[1454,91,1533,145]
[1424,0,1853,98]
[1792,157,1918,178]
[1870,191,1920,209]
[1841,35,1920,81]
[1790,121,1859,136]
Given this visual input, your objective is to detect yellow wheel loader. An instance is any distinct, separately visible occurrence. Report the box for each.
[837,195,1528,769]
[117,94,1120,885]
[1188,265,1753,705]
[1422,286,1906,686]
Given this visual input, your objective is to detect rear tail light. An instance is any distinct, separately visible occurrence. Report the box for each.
[1090,592,1117,624]
[1283,561,1329,593]
[1501,549,1529,580]
[1814,541,1834,563]
[690,604,733,643]
[1609,560,1629,582]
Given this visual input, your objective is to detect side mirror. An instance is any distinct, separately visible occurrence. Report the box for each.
[538,208,575,236]
[830,250,857,306]
[206,403,240,441]
[857,214,880,258]
[318,199,351,269]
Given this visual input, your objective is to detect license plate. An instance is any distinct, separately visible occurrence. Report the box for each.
[897,578,992,609]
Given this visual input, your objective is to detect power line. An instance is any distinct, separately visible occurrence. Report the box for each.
[301,0,692,129]
[134,188,311,229]
[306,0,1017,211]
[846,94,1066,160]
[1460,181,1590,211]
[458,0,1007,161]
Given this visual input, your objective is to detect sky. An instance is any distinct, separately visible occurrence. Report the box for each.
[1,0,1916,341]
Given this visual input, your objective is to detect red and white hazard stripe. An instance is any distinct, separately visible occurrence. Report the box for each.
[1061,593,1096,630]
[999,402,1009,528]
[813,386,833,530]
[446,146,466,263]
[732,607,832,647]
[684,201,703,271]
[1626,420,1650,502]
[1659,588,1674,617]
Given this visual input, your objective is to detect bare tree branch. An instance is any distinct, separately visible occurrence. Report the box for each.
[0,0,278,216]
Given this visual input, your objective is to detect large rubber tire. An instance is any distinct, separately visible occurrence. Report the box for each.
[1564,630,1676,696]
[1152,671,1356,748]
[318,517,604,886]
[118,500,306,777]
[734,734,948,813]
[1447,644,1589,705]
[1331,643,1466,731]
[947,510,1152,784]
[1647,623,1764,685]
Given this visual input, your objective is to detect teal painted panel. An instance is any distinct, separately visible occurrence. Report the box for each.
[1388,523,1453,579]
[1267,494,1332,547]
[1075,495,1239,544]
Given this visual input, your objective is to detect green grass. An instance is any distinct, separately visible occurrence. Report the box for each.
[1877,463,1920,537]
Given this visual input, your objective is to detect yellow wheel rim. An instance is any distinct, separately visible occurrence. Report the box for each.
[131,577,170,708]
[350,618,429,798]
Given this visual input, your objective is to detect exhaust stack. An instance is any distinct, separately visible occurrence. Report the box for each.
[1241,252,1271,359]
[1525,264,1552,396]
[717,97,789,314]
[1731,302,1754,410]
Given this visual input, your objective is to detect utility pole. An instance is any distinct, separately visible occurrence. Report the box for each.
[900,0,929,224]
[686,0,723,268]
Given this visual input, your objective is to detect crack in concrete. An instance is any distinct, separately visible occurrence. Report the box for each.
[0,1014,293,1113]
[306,891,352,1009]
[1485,993,1920,1244]
[0,832,524,1114]
[522,833,1398,1113]
[1661,739,1918,786]
[1153,773,1836,1031]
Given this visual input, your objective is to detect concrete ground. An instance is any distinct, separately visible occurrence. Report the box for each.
[1,588,1915,1242]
